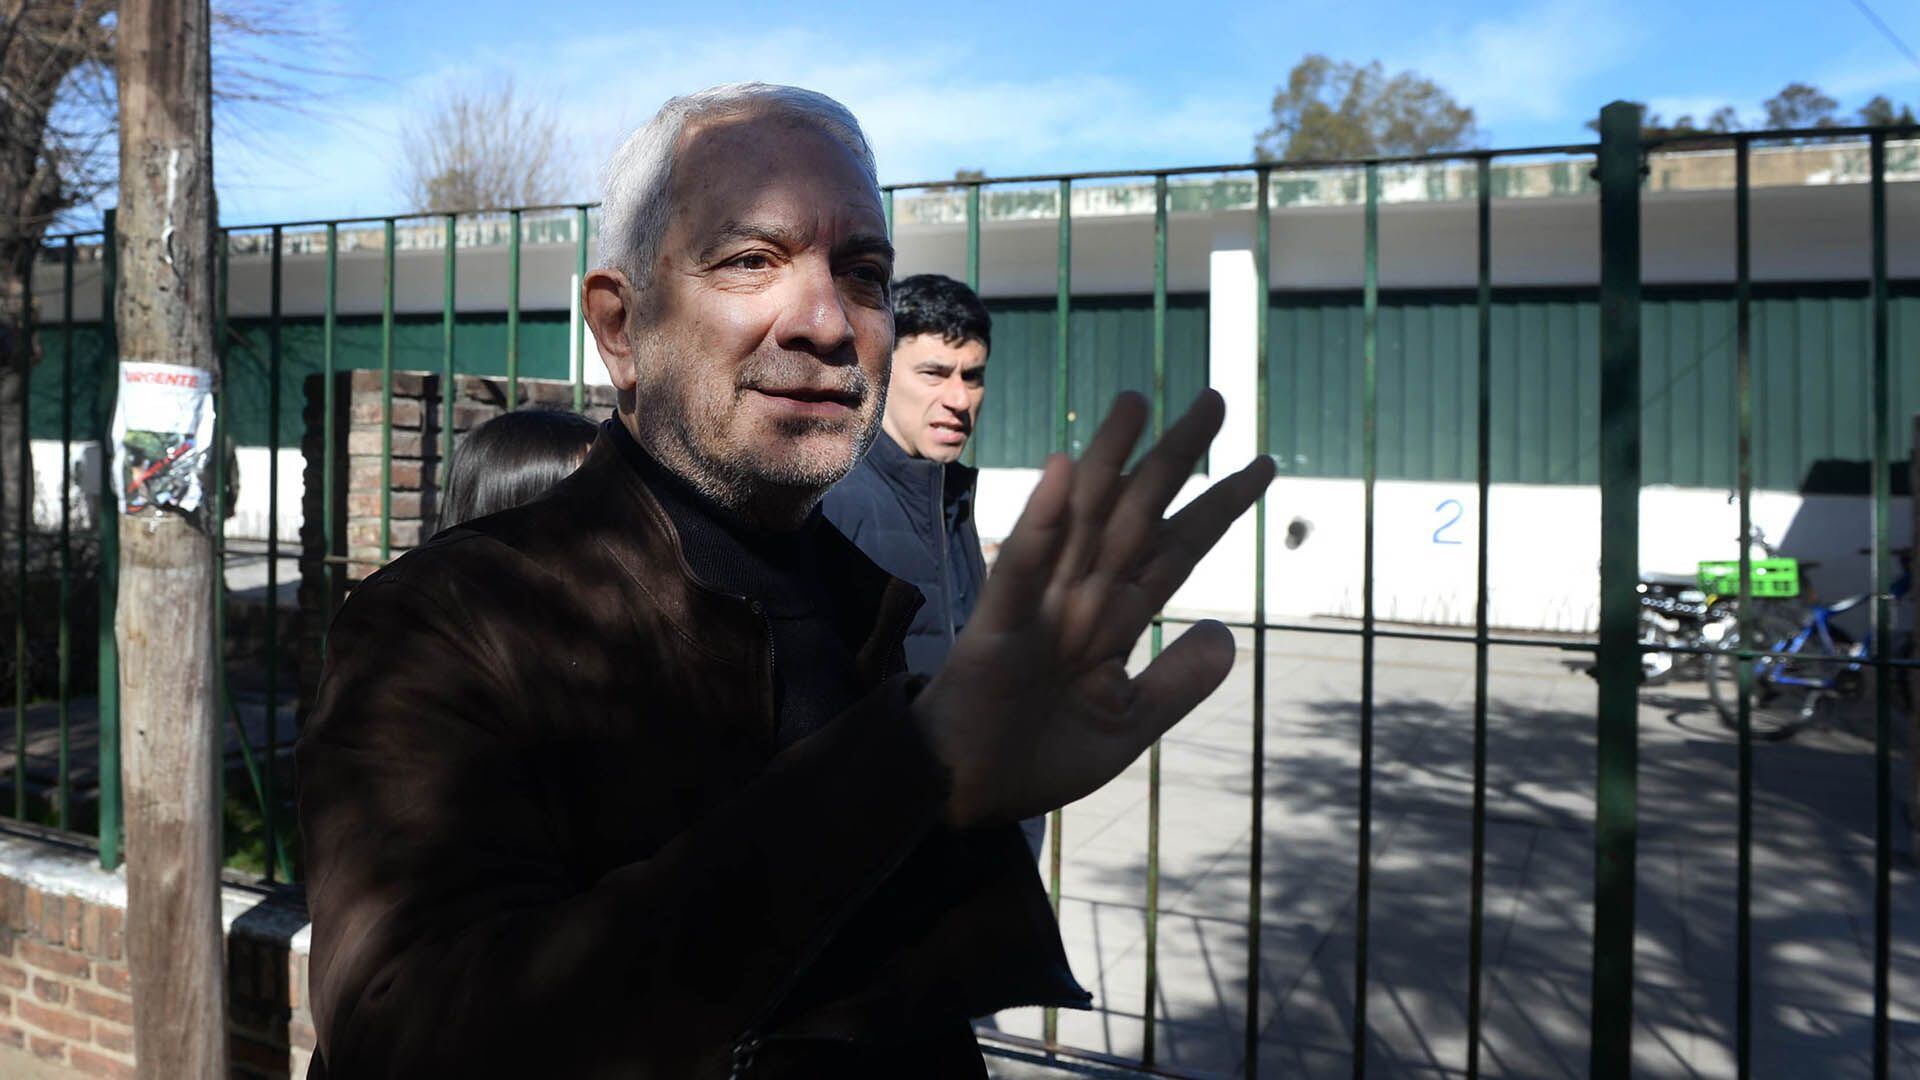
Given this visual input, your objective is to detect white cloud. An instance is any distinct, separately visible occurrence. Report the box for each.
[1813,55,1920,102]
[550,27,1261,181]
[212,23,1267,222]
[1405,0,1641,131]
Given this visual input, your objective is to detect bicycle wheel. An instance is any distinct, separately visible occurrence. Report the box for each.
[1705,612,1836,741]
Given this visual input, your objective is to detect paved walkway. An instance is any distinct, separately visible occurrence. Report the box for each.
[4,611,1912,1077]
[983,627,1919,1078]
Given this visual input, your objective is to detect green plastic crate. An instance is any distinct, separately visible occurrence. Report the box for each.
[1697,557,1800,598]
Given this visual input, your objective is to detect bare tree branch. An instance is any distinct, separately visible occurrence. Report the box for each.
[396,76,574,213]
[0,0,347,542]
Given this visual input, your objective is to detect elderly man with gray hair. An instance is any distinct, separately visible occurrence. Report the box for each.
[297,83,1273,1077]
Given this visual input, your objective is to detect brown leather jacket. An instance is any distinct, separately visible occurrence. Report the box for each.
[296,429,1087,1078]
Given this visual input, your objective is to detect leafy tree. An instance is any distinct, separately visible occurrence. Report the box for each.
[397,79,572,213]
[1762,82,1839,129]
[1254,54,1480,162]
[1585,102,1740,143]
[1703,106,1743,133]
[1857,95,1918,127]
[925,168,986,194]
[1589,85,1920,141]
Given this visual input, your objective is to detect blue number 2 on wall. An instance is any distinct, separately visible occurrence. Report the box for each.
[1432,499,1465,545]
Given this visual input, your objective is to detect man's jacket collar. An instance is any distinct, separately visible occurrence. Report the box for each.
[863,431,977,511]
[568,421,923,685]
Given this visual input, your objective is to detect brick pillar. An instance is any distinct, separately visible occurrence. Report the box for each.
[296,371,348,714]
[344,370,439,578]
[296,373,614,715]
[296,369,443,717]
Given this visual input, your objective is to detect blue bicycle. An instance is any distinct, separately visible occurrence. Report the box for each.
[1704,547,1913,741]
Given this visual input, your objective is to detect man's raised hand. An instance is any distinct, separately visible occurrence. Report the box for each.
[913,389,1276,828]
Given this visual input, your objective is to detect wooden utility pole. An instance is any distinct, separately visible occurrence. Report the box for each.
[114,0,228,1076]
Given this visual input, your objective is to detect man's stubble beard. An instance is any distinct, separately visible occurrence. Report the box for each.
[631,341,888,530]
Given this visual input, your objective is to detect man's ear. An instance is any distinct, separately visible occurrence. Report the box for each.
[583,268,638,391]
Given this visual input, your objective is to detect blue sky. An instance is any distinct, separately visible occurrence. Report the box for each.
[201,0,1920,225]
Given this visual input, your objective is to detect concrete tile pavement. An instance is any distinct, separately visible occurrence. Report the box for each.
[982,626,1917,1078]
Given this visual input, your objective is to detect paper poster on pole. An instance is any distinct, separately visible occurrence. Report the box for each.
[112,362,216,516]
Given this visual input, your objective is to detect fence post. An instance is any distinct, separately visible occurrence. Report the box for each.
[1909,413,1918,865]
[97,210,121,872]
[1591,99,1643,1080]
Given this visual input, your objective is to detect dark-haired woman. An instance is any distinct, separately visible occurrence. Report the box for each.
[436,408,599,532]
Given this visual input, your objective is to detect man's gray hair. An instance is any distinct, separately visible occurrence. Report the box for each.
[597,83,878,285]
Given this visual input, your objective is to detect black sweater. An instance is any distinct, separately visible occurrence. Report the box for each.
[609,420,865,748]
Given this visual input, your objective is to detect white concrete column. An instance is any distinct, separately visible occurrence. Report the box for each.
[1164,229,1262,621]
[1206,234,1260,468]
[571,273,614,387]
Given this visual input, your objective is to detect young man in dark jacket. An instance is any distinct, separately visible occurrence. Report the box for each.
[822,275,987,676]
[296,82,1274,1077]
[822,275,1048,856]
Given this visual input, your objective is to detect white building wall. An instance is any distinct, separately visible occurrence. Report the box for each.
[982,471,1914,634]
[25,441,305,545]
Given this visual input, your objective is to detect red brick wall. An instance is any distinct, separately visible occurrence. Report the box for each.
[0,847,311,1078]
[0,876,138,1076]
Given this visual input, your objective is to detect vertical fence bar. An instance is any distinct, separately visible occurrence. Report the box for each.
[507,209,522,410]
[381,219,395,563]
[1043,175,1069,1052]
[1868,130,1892,1080]
[215,231,274,860]
[323,225,340,611]
[1591,100,1644,1080]
[441,215,457,489]
[212,232,230,861]
[1147,189,1164,448]
[574,206,589,413]
[97,209,120,870]
[966,183,981,292]
[1467,154,1493,1079]
[965,184,983,470]
[58,238,75,831]
[1249,165,1272,1077]
[265,226,284,882]
[1053,181,1071,459]
[15,264,32,821]
[1352,161,1380,1080]
[883,189,894,239]
[1142,172,1168,1068]
[1733,137,1755,1080]
[213,231,245,876]
[1036,670,1057,1039]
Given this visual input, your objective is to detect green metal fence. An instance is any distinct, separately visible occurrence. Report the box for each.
[39,288,1912,487]
[7,103,1918,1077]
[1267,284,1920,489]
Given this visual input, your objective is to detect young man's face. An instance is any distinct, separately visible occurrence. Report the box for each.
[880,333,987,464]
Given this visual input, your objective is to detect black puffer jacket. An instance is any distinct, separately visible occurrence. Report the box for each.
[824,436,1047,857]
[822,434,986,681]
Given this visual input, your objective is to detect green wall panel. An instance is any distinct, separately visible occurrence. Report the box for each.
[28,313,579,448]
[972,295,1210,469]
[32,301,1211,463]
[25,323,115,444]
[1268,284,1920,491]
[26,283,1916,496]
